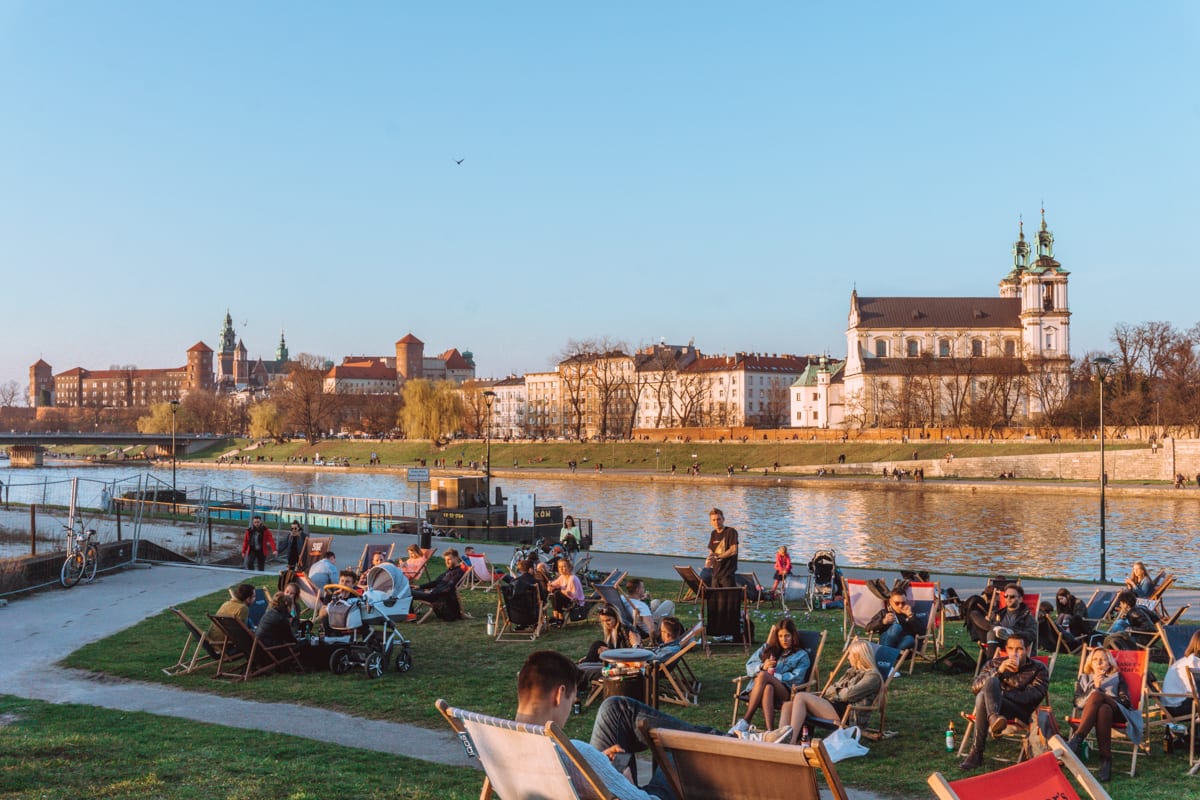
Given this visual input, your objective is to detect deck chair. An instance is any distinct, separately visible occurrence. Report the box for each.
[1158,622,1200,663]
[735,571,775,610]
[731,629,827,727]
[973,592,1041,676]
[1083,589,1118,627]
[1147,573,1175,617]
[958,651,1056,760]
[656,622,704,707]
[1125,603,1188,656]
[415,583,472,624]
[593,582,648,638]
[905,581,942,670]
[401,547,436,583]
[206,614,303,682]
[494,581,546,642]
[700,585,752,655]
[304,535,334,568]
[1066,646,1149,777]
[641,724,850,800]
[162,606,221,676]
[814,639,907,740]
[356,542,394,574]
[675,565,704,604]
[1146,664,1200,776]
[931,735,1111,800]
[436,699,617,800]
[842,578,884,644]
[464,552,503,591]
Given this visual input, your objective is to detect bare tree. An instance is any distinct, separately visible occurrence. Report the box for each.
[458,381,491,437]
[277,353,341,444]
[675,371,706,427]
[557,339,599,440]
[591,340,631,438]
[0,380,22,407]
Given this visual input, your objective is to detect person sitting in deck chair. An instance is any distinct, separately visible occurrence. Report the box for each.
[513,651,790,800]
[412,549,470,620]
[958,632,1049,770]
[865,589,925,653]
[978,583,1038,658]
[306,551,338,593]
[1102,589,1160,650]
[207,583,256,646]
[648,617,687,662]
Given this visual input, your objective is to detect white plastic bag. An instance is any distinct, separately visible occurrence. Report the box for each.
[821,725,870,762]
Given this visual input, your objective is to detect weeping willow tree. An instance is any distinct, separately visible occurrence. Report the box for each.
[399,379,464,439]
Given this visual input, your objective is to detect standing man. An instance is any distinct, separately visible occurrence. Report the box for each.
[705,507,738,588]
[284,520,308,570]
[241,515,276,571]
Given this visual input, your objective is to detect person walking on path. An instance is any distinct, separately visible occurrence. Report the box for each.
[704,507,738,588]
[241,515,276,571]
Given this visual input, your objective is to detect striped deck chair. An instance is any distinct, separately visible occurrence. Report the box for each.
[436,699,618,800]
[842,578,884,645]
[401,547,437,583]
[930,736,1111,800]
[356,542,395,574]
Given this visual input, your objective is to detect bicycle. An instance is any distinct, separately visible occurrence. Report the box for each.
[60,521,100,588]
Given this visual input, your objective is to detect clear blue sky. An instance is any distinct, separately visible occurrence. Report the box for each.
[2,2,1197,393]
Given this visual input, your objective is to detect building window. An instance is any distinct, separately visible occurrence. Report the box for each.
[874,339,888,358]
[907,339,920,357]
[938,339,950,358]
[1045,333,1056,350]
[811,411,818,420]
[1004,339,1016,357]
[971,339,984,357]
[812,392,819,401]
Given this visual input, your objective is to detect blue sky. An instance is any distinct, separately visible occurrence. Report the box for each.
[2,2,1197,392]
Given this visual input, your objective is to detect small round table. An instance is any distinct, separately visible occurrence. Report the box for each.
[599,648,658,708]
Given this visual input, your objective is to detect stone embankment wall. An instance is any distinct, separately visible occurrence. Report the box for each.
[849,439,1200,483]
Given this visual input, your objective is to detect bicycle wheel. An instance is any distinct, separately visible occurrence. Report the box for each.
[60,553,85,588]
[83,545,99,583]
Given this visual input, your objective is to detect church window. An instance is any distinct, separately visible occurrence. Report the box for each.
[812,411,819,420]
[906,339,920,357]
[971,339,984,357]
[874,339,888,358]
[813,392,819,401]
[938,339,951,357]
[1004,339,1016,357]
[1043,283,1054,311]
[1045,333,1056,350]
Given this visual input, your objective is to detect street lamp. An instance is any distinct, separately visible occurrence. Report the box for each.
[169,399,180,515]
[1093,356,1113,582]
[483,390,496,540]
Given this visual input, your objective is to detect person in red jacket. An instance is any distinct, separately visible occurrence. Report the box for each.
[242,515,276,571]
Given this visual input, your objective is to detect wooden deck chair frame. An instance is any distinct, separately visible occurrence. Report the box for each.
[494,581,546,642]
[1146,663,1200,775]
[464,551,502,592]
[436,699,616,800]
[675,565,704,604]
[1083,589,1118,627]
[356,542,395,575]
[1128,603,1189,653]
[206,614,303,682]
[699,584,752,655]
[731,629,827,727]
[956,650,1056,760]
[1148,573,1175,617]
[931,735,1111,800]
[841,578,884,645]
[163,606,222,676]
[640,719,850,800]
[656,622,705,707]
[415,583,473,625]
[904,581,943,671]
[1066,646,1149,777]
[735,571,776,610]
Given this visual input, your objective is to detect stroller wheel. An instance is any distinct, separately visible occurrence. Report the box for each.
[330,648,351,675]
[395,647,413,673]
[364,651,384,679]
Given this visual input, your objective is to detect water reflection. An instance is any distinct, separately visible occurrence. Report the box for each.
[3,463,1198,583]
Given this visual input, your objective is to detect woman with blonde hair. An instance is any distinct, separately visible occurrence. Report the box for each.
[781,639,881,744]
[1067,648,1141,782]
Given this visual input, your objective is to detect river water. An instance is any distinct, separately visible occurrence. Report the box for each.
[3,461,1198,583]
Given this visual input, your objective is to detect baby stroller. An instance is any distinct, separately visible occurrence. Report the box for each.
[806,549,840,611]
[324,563,414,678]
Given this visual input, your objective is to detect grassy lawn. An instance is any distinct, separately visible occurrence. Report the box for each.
[59,567,1191,799]
[0,695,479,800]
[166,437,1143,475]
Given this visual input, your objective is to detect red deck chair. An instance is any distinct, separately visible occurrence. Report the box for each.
[931,736,1111,799]
[1066,646,1149,777]
[958,651,1055,761]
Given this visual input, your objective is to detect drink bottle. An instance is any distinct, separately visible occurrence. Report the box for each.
[946,722,956,752]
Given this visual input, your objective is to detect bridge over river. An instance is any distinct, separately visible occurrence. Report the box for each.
[0,433,222,466]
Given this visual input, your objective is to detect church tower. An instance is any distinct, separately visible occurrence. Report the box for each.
[999,218,1030,298]
[1019,209,1071,358]
[217,310,237,388]
[276,330,289,363]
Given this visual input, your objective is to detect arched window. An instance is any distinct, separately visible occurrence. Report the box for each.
[938,339,951,358]
[1004,339,1016,357]
[906,339,920,357]
[971,339,984,357]
[874,339,889,358]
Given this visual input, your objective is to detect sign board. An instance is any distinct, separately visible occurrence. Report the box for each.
[407,468,430,483]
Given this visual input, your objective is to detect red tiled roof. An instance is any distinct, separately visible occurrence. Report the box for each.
[854,297,1021,329]
[684,354,809,374]
[188,341,213,353]
[396,333,423,345]
[440,348,473,370]
[327,363,397,380]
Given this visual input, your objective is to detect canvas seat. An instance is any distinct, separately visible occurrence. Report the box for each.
[842,578,884,645]
[465,552,504,591]
[401,547,437,583]
[494,581,546,642]
[930,735,1111,800]
[957,650,1056,761]
[675,565,704,604]
[356,542,394,574]
[700,585,752,654]
[1066,646,1150,777]
[656,622,705,707]
[809,638,907,740]
[1146,662,1200,775]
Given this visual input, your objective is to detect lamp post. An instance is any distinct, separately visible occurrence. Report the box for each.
[169,399,180,515]
[483,390,496,540]
[1093,356,1113,582]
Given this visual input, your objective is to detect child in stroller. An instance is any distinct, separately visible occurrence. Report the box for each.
[323,563,414,678]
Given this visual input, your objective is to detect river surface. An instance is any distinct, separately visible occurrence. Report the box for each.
[3,461,1198,583]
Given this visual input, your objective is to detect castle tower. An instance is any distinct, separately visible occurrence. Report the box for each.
[29,359,53,407]
[394,333,425,383]
[234,339,249,386]
[276,329,289,363]
[186,342,214,393]
[217,310,237,387]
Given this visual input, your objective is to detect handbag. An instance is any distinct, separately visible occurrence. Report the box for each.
[821,725,870,762]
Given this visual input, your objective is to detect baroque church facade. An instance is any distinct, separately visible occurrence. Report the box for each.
[798,213,1072,429]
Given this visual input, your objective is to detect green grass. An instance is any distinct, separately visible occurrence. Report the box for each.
[59,570,1189,798]
[0,695,479,799]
